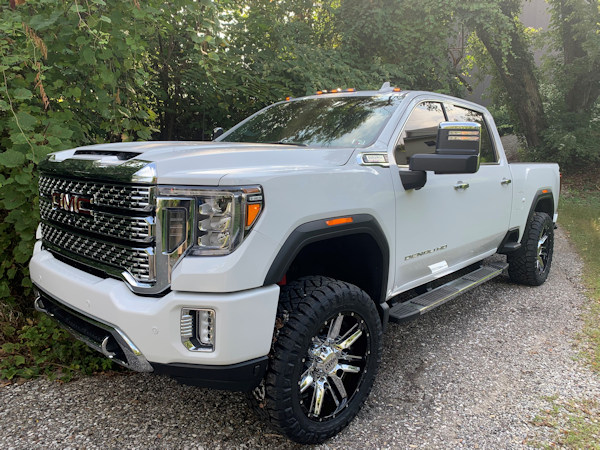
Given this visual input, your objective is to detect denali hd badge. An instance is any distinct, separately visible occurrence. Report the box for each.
[51,192,93,216]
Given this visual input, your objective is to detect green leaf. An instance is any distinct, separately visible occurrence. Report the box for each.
[15,111,37,130]
[0,100,9,111]
[47,124,74,139]
[0,150,26,168]
[13,88,33,100]
[81,48,96,65]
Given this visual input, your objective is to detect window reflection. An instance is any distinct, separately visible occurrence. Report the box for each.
[394,102,445,165]
[222,95,405,148]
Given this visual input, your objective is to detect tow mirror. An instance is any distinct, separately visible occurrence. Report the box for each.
[409,122,481,174]
[212,127,225,140]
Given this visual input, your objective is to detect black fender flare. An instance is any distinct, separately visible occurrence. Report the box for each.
[527,189,555,225]
[263,214,390,304]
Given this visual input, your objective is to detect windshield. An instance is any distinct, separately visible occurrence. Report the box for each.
[221,95,405,148]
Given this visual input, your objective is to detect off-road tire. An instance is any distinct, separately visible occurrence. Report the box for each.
[508,211,554,286]
[246,276,382,444]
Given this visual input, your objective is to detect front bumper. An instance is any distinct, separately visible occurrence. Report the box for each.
[30,247,279,375]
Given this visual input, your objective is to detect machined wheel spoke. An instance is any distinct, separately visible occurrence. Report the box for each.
[337,329,363,350]
[328,373,348,400]
[299,370,314,393]
[327,314,344,340]
[326,382,341,407]
[338,363,361,374]
[337,323,358,343]
[538,234,548,248]
[311,379,326,416]
[339,353,363,362]
[537,256,545,271]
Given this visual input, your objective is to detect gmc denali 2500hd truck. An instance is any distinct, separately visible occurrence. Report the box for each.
[30,83,560,444]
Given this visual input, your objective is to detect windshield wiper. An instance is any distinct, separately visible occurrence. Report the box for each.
[266,140,308,147]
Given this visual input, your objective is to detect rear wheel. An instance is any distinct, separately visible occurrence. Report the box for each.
[247,276,382,444]
[508,212,554,286]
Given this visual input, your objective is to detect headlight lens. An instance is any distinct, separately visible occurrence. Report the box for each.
[158,186,263,257]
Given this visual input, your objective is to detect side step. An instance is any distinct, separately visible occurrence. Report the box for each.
[388,262,508,323]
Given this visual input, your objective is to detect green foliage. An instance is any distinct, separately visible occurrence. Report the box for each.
[1,314,116,381]
[559,189,600,372]
[532,397,600,448]
[459,0,600,167]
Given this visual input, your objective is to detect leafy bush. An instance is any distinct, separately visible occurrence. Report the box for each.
[1,314,116,381]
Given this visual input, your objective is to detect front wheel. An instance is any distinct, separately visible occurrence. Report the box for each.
[508,211,554,286]
[247,276,382,444]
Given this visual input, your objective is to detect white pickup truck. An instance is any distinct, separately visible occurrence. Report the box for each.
[30,83,560,443]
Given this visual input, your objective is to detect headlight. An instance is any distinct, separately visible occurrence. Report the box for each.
[158,186,263,257]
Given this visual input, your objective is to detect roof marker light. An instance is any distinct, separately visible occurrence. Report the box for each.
[285,96,291,101]
[393,87,402,92]
[345,88,356,92]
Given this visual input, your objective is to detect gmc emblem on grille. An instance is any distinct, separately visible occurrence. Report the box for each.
[51,192,93,216]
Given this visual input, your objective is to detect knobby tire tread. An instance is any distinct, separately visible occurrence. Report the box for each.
[245,275,382,444]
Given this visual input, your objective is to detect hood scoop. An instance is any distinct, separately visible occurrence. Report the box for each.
[73,150,141,161]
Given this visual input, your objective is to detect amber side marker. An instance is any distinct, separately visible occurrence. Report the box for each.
[542,189,549,194]
[326,217,353,226]
[246,204,262,227]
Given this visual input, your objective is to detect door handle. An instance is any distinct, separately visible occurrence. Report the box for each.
[454,182,470,190]
[501,178,512,185]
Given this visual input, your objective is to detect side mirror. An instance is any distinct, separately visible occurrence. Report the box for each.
[409,122,481,174]
[212,127,224,140]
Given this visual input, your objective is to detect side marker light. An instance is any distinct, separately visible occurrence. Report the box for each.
[326,217,353,226]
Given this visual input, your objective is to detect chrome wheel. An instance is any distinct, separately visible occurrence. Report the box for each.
[298,312,370,421]
[246,276,382,444]
[508,212,554,286]
[536,228,550,274]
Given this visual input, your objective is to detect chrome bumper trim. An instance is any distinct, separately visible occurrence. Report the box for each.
[34,289,153,373]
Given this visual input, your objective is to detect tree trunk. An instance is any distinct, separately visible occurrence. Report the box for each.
[556,0,600,114]
[476,25,547,148]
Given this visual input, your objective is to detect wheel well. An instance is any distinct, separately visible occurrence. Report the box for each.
[285,234,386,306]
[534,196,554,218]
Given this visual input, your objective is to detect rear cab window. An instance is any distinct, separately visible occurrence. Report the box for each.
[444,104,498,164]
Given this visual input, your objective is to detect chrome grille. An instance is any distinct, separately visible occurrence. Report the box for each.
[39,174,156,287]
[41,222,154,282]
[39,175,152,211]
[40,197,152,243]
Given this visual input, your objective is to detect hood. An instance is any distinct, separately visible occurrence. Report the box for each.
[40,141,355,185]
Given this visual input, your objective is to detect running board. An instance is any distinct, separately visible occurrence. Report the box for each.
[388,262,508,323]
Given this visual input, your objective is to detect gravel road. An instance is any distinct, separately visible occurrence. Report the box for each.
[1,229,599,449]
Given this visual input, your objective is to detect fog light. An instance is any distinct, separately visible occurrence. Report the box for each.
[181,308,215,352]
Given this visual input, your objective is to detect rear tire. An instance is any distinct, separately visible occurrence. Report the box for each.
[508,212,554,286]
[246,276,382,444]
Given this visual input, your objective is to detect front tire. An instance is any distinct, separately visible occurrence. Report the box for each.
[247,276,382,444]
[508,211,554,286]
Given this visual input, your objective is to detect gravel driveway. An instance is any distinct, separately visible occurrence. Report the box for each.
[2,229,599,449]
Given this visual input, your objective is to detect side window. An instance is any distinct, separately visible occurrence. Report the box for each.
[444,104,498,163]
[394,102,445,166]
